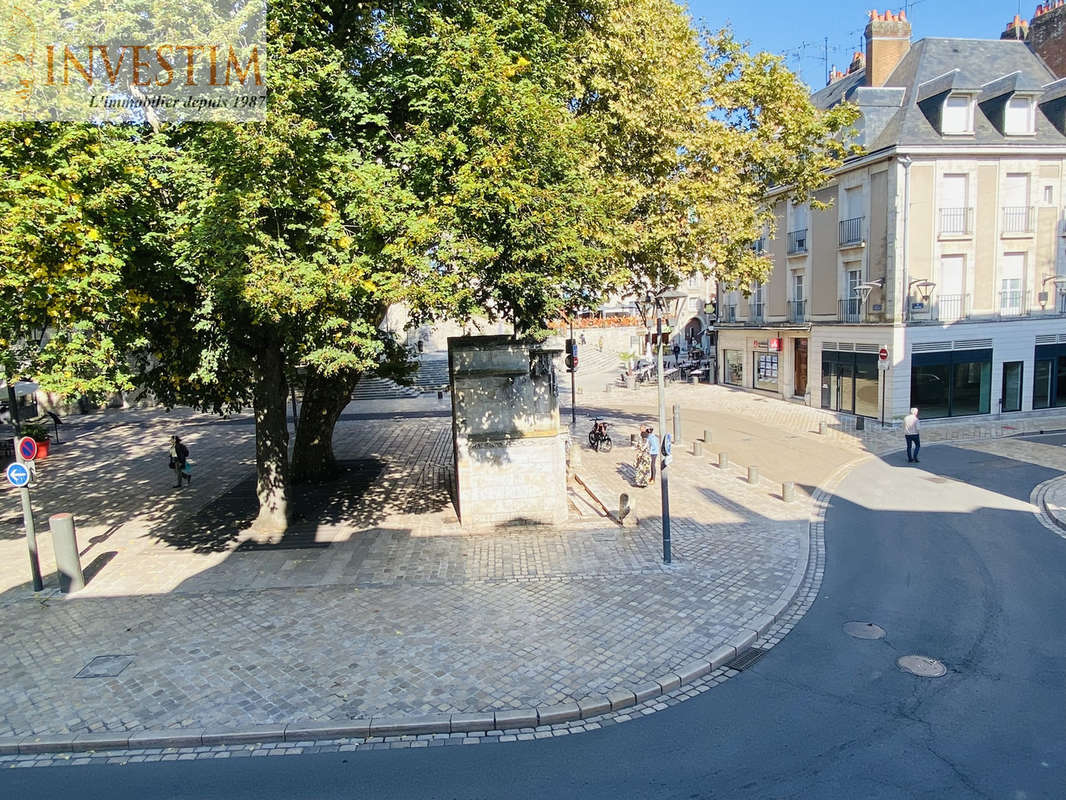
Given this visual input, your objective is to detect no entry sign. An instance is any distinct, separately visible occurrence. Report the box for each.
[16,436,38,461]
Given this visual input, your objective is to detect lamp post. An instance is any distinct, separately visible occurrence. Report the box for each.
[636,288,687,564]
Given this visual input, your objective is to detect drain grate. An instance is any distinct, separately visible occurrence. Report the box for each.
[75,655,134,678]
[728,647,769,671]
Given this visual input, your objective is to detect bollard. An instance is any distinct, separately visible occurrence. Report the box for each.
[692,441,702,457]
[818,421,827,435]
[703,429,712,443]
[689,376,698,384]
[782,481,795,502]
[619,493,631,521]
[437,390,443,400]
[605,382,613,393]
[719,452,729,469]
[49,513,85,593]
[672,404,682,445]
[747,465,759,484]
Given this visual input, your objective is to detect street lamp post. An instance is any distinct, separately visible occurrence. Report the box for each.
[637,288,687,564]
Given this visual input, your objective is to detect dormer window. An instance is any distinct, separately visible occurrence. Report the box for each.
[1004,96,1035,135]
[942,94,974,134]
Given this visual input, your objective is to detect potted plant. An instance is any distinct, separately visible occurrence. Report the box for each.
[20,421,51,460]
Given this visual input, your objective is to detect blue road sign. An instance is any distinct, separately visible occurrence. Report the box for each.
[6,462,30,488]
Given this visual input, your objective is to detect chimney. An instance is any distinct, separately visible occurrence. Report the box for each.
[865,9,912,87]
[1000,14,1029,39]
[847,51,866,75]
[1029,0,1066,78]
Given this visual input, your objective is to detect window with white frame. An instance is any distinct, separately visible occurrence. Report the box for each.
[792,272,804,302]
[937,254,966,320]
[790,201,808,232]
[942,94,974,134]
[999,252,1025,315]
[939,173,970,234]
[1004,96,1035,135]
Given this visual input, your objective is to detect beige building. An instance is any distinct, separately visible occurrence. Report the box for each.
[715,9,1066,422]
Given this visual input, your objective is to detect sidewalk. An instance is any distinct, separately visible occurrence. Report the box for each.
[0,395,816,755]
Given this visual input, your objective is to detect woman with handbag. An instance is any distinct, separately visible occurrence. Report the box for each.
[169,435,191,488]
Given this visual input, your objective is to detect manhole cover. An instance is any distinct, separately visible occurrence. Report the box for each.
[897,655,946,678]
[75,655,134,678]
[843,621,886,639]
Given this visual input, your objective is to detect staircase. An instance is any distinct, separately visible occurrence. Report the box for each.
[350,377,421,401]
[413,357,450,391]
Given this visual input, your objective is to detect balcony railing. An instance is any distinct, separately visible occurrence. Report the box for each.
[939,207,973,235]
[787,299,806,323]
[722,304,736,323]
[997,289,1028,317]
[786,229,808,255]
[932,293,970,322]
[1002,207,1033,234]
[838,297,863,323]
[838,217,864,246]
[749,302,765,324]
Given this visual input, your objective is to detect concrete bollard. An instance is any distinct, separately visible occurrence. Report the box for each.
[719,452,729,469]
[747,465,759,484]
[703,429,712,443]
[818,421,827,435]
[782,481,795,502]
[619,493,631,521]
[692,441,702,457]
[672,404,682,445]
[49,513,85,593]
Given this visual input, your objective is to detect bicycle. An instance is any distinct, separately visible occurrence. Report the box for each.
[588,418,613,452]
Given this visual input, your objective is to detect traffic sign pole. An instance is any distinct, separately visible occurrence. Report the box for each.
[12,447,43,592]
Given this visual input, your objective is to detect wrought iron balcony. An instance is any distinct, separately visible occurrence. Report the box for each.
[838,216,864,246]
[838,297,863,323]
[786,229,808,255]
[787,300,806,323]
[1002,207,1033,234]
[997,289,1028,317]
[932,294,970,322]
[939,207,973,236]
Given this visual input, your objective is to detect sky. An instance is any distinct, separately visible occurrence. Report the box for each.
[684,0,1036,89]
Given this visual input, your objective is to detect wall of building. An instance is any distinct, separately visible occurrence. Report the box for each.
[1029,3,1066,78]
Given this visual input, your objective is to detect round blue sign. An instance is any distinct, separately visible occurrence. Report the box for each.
[6,463,30,488]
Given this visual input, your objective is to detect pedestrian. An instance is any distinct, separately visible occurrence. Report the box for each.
[646,425,660,480]
[579,332,586,346]
[169,435,191,488]
[634,426,652,487]
[903,408,920,463]
[672,342,681,365]
[597,335,604,353]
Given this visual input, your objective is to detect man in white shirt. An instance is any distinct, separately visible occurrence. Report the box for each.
[903,408,920,463]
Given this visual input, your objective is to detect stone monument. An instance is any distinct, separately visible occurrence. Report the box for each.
[448,335,567,527]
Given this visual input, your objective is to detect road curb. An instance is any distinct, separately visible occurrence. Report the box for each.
[1031,475,1066,539]
[0,456,862,759]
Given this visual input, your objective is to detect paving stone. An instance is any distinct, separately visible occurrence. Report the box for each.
[537,704,581,725]
[656,674,682,694]
[449,713,494,734]
[126,730,204,749]
[494,710,538,730]
[284,720,370,742]
[576,696,611,719]
[19,736,73,754]
[201,725,286,746]
[632,683,662,704]
[607,689,637,711]
[676,660,712,685]
[71,732,131,752]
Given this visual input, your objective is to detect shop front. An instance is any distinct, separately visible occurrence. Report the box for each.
[909,348,992,418]
[821,350,879,417]
[1034,343,1066,409]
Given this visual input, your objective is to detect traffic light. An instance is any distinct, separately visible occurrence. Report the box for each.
[565,339,578,372]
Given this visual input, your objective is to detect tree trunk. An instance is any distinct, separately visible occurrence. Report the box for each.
[251,342,292,534]
[291,369,359,483]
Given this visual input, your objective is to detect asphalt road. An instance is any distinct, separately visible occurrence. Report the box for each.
[4,435,1065,798]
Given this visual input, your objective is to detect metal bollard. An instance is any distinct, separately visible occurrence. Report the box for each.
[748,465,759,484]
[782,481,795,502]
[818,421,827,435]
[692,441,702,457]
[49,513,85,593]
[719,452,729,469]
[672,404,682,445]
[703,429,712,443]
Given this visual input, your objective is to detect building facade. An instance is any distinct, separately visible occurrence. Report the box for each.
[716,8,1066,422]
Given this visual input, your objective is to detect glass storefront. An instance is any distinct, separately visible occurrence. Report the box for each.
[724,349,743,386]
[1034,344,1066,409]
[754,352,779,391]
[910,349,991,418]
[1001,361,1023,413]
[821,351,878,416]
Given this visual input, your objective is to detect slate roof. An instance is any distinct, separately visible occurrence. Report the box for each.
[811,37,1065,151]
